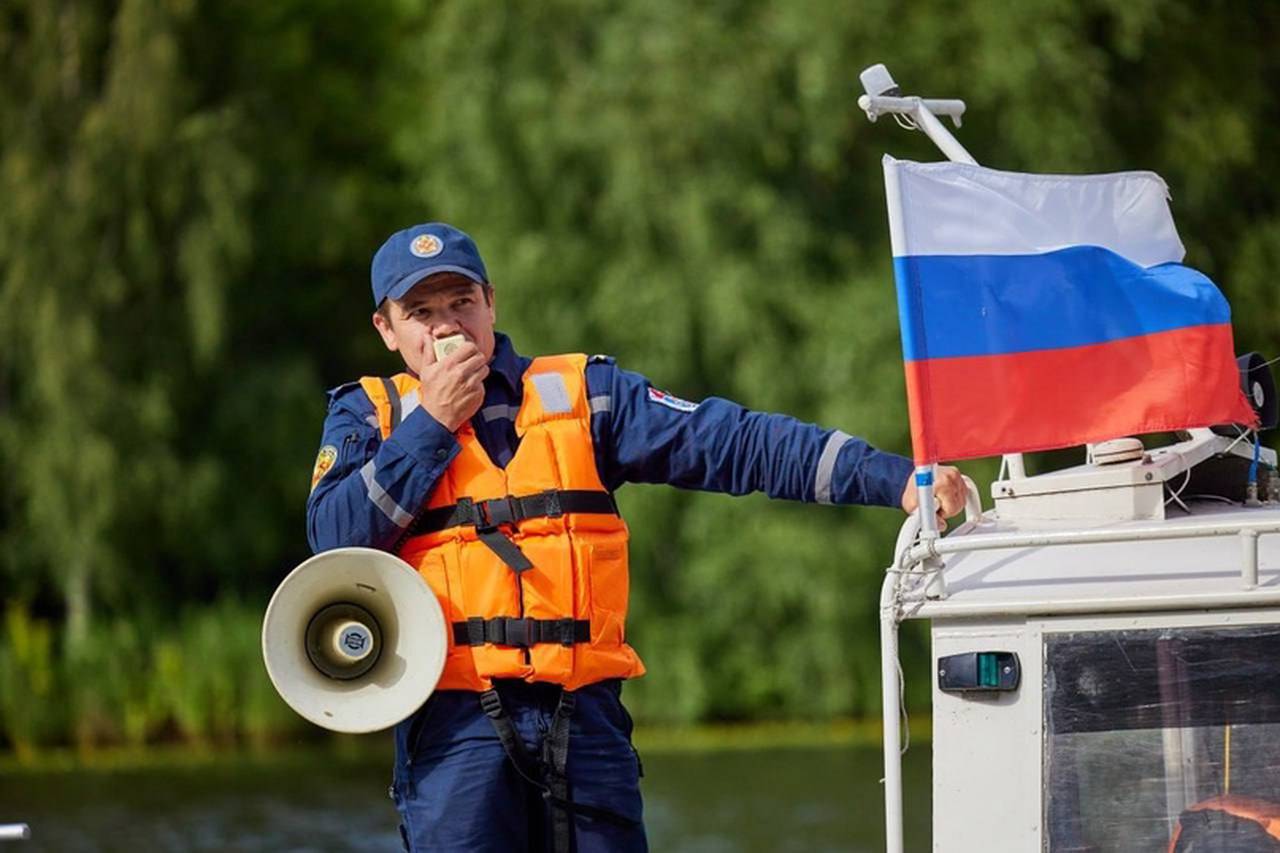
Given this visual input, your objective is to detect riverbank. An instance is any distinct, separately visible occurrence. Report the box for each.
[1,597,934,759]
[0,716,932,773]
[0,731,934,852]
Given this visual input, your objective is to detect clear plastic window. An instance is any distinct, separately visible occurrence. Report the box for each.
[1045,626,1280,852]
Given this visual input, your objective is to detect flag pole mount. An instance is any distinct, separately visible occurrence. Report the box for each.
[914,464,947,600]
[915,464,939,539]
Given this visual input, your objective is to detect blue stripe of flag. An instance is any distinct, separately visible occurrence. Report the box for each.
[893,245,1232,361]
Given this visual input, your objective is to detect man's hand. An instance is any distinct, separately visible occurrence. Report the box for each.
[418,339,489,432]
[900,465,967,530]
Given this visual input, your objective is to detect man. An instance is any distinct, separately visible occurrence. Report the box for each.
[306,222,965,852]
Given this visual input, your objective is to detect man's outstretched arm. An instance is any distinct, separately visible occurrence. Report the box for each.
[586,360,914,507]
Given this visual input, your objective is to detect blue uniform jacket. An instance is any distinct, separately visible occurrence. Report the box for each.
[307,333,914,552]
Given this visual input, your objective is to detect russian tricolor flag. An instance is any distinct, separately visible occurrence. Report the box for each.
[883,156,1255,464]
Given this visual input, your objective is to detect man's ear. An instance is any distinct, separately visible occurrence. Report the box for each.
[372,308,399,352]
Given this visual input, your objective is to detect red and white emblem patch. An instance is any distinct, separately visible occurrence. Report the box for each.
[647,387,699,413]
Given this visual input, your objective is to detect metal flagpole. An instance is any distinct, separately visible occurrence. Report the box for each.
[858,62,991,853]
[858,64,1027,484]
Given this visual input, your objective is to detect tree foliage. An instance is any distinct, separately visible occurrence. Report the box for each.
[0,0,409,637]
[2,0,1279,745]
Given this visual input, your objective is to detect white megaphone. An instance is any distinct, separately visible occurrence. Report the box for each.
[262,547,447,733]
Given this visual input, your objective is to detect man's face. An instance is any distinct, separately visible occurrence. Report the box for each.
[371,273,497,376]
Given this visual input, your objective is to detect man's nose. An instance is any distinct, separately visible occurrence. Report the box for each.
[431,316,463,336]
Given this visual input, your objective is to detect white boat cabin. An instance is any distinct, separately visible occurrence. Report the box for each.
[882,430,1280,852]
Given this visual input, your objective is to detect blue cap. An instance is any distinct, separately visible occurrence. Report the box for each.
[370,222,489,307]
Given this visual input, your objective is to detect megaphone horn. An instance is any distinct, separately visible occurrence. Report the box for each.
[262,547,447,734]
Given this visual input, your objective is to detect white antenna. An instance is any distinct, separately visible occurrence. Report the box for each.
[858,64,975,162]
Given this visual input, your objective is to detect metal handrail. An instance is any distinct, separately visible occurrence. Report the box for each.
[898,511,1280,595]
[0,824,29,843]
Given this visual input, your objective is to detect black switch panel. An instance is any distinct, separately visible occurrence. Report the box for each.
[938,651,1020,693]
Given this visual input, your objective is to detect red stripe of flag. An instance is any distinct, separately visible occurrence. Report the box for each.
[904,324,1256,463]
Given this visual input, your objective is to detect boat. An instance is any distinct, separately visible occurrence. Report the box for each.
[860,65,1280,852]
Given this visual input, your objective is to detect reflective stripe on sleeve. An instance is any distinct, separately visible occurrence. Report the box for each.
[381,378,401,431]
[400,389,420,421]
[588,395,611,414]
[814,430,852,505]
[360,460,414,527]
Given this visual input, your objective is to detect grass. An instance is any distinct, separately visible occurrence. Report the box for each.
[0,599,933,765]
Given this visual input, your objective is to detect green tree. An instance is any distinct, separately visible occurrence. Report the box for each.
[0,0,254,641]
[0,0,412,640]
[393,0,1280,721]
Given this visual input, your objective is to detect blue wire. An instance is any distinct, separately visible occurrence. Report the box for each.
[1249,431,1261,485]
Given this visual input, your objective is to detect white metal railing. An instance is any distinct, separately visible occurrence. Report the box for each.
[900,515,1280,594]
[0,824,29,843]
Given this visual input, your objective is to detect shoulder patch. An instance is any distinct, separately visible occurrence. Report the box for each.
[647,386,699,413]
[310,445,339,492]
[587,354,616,365]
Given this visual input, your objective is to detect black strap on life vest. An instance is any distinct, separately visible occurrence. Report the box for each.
[380,377,402,431]
[480,688,637,852]
[543,689,577,850]
[453,617,591,648]
[408,490,618,574]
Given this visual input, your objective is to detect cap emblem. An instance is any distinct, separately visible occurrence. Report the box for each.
[410,233,444,258]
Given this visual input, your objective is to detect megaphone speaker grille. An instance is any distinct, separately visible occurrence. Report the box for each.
[262,547,447,733]
[304,602,382,680]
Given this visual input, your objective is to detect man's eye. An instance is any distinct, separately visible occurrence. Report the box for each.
[453,299,472,309]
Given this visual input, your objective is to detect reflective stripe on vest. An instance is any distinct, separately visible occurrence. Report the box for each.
[358,354,646,691]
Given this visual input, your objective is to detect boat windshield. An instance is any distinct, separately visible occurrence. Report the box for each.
[1045,625,1280,852]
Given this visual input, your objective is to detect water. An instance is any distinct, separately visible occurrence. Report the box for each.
[0,742,930,851]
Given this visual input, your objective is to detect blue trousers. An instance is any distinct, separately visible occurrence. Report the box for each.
[391,679,647,852]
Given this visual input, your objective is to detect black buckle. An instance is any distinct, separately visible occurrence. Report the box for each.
[477,496,518,531]
[502,616,538,647]
[542,490,564,518]
[455,497,478,527]
[480,689,504,719]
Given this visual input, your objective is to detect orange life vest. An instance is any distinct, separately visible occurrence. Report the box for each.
[1168,794,1280,852]
[359,353,646,691]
